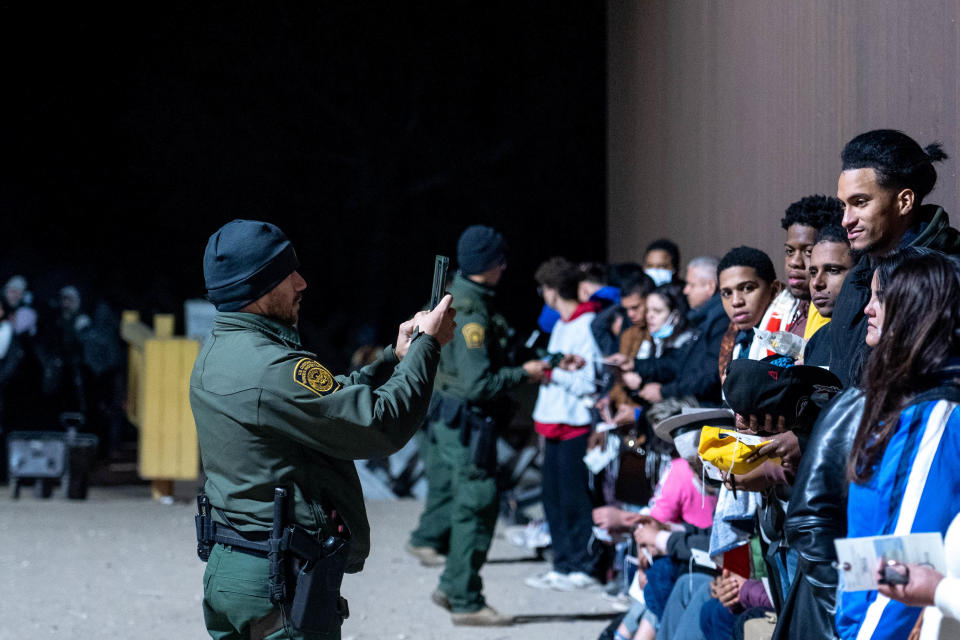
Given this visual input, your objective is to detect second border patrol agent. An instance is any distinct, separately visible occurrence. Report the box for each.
[406,225,545,626]
[190,219,456,640]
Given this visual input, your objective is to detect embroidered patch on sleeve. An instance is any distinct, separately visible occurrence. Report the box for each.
[462,323,485,349]
[293,358,341,397]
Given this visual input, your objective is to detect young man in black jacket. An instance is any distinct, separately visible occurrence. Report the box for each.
[828,129,960,387]
[777,130,960,640]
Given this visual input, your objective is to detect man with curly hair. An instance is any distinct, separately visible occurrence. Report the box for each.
[780,195,844,340]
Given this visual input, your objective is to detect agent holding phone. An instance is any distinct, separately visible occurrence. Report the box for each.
[191,219,456,639]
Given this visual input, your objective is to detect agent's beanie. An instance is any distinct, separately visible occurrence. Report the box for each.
[457,225,506,275]
[203,219,299,311]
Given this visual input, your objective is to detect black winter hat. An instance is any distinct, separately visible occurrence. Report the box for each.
[722,356,842,432]
[203,219,300,311]
[457,225,506,275]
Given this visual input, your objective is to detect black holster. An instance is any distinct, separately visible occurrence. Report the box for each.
[288,536,351,633]
[427,393,501,475]
[195,488,351,633]
[461,411,497,474]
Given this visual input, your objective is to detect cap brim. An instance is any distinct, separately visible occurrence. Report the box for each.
[653,408,735,443]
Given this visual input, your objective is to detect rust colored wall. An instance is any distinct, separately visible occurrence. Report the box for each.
[608,0,960,273]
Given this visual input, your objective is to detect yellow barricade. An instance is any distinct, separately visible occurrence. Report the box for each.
[121,311,199,495]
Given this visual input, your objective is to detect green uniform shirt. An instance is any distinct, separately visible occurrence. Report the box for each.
[433,273,527,403]
[189,311,440,573]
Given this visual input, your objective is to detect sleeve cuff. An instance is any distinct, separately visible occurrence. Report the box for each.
[935,576,960,620]
[655,530,672,553]
[381,345,400,365]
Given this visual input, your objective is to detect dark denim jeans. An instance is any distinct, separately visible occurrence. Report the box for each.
[541,433,597,575]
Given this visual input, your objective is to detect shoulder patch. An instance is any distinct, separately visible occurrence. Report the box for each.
[293,358,341,397]
[462,323,485,349]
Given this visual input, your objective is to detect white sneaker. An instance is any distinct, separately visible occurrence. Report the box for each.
[601,591,633,612]
[554,571,600,591]
[524,570,567,590]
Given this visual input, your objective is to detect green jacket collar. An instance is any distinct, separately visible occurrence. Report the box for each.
[453,272,495,299]
[214,312,302,349]
[911,204,960,254]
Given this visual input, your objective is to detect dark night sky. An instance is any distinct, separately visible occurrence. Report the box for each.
[2,3,607,369]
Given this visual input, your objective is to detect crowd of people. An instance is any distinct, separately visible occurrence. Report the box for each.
[405,129,960,639]
[0,275,125,478]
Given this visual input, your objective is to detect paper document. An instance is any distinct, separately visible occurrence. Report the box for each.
[834,532,946,591]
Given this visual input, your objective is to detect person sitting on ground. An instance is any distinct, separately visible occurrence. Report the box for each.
[597,410,726,640]
[802,224,853,366]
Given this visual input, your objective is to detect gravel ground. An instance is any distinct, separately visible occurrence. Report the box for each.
[0,486,617,640]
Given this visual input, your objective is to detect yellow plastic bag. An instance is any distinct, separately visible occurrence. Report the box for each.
[697,426,781,476]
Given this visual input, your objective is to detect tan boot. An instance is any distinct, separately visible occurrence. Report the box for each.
[451,606,514,626]
[430,589,451,611]
[404,542,446,567]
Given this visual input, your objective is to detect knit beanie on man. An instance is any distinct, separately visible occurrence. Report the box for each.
[203,219,299,311]
[457,225,506,275]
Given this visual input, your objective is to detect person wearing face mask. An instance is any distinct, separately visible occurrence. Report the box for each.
[636,284,693,360]
[644,239,682,287]
[606,257,728,409]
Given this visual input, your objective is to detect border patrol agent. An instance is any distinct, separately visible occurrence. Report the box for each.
[191,219,455,639]
[406,225,545,626]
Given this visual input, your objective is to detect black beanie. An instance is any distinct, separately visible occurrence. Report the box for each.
[203,219,300,311]
[457,225,506,275]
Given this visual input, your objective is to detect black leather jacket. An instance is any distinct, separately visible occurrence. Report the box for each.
[773,388,863,640]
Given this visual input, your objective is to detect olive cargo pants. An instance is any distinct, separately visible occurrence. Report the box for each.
[410,419,498,613]
[202,543,338,640]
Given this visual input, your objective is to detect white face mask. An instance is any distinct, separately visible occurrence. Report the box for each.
[701,458,726,482]
[645,268,674,287]
[673,429,701,460]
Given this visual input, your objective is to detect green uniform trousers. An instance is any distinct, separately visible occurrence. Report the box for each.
[409,429,452,553]
[202,543,338,640]
[410,419,498,612]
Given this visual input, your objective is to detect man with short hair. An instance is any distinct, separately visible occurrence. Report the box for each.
[407,225,545,626]
[829,129,960,387]
[802,225,853,367]
[682,256,720,310]
[603,274,656,425]
[780,195,844,339]
[525,256,604,592]
[190,219,456,639]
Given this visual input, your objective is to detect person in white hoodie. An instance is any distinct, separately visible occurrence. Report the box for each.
[526,257,605,591]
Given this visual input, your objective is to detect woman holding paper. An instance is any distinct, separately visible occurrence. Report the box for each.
[874,511,960,639]
[836,251,960,640]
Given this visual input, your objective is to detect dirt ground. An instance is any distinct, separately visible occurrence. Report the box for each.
[0,486,617,640]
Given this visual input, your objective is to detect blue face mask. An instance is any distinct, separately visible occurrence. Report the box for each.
[651,312,679,340]
[645,268,674,287]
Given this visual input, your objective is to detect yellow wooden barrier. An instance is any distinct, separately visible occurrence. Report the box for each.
[121,312,199,496]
